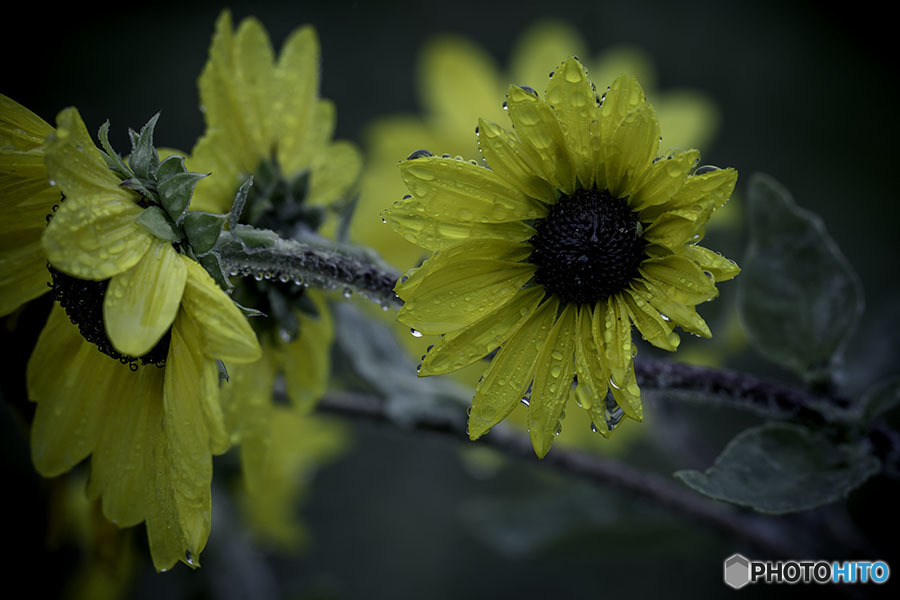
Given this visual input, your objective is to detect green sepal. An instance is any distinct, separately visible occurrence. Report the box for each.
[128,112,160,180]
[183,211,228,254]
[158,171,207,224]
[230,176,253,229]
[233,300,267,319]
[232,224,277,249]
[119,177,156,202]
[135,206,180,241]
[97,121,132,178]
[216,359,230,384]
[196,252,233,292]
[267,288,300,341]
[156,154,188,181]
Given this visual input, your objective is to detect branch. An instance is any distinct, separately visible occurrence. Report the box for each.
[635,358,855,424]
[318,390,802,557]
[217,230,402,309]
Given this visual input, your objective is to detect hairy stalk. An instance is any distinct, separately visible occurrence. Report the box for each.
[318,390,805,557]
[217,229,402,309]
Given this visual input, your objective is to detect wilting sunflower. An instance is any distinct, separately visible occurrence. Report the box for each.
[27,106,261,571]
[187,10,356,543]
[385,58,739,458]
[0,94,57,316]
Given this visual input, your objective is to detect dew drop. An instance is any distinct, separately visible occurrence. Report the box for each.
[407,149,433,160]
[343,288,353,299]
[410,328,423,338]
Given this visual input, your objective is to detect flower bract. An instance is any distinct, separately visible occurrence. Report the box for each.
[385,58,739,458]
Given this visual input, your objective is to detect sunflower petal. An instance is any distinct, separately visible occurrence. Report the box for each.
[684,245,741,282]
[421,36,504,134]
[573,304,610,413]
[399,156,546,222]
[87,365,162,529]
[468,296,558,439]
[281,293,333,412]
[199,11,275,161]
[476,119,557,203]
[546,58,599,189]
[636,280,712,338]
[0,234,50,316]
[420,285,544,376]
[28,307,109,476]
[180,258,262,363]
[623,286,680,351]
[528,303,576,458]
[104,241,187,357]
[505,84,577,193]
[630,149,700,212]
[42,192,153,280]
[395,238,531,298]
[308,140,362,208]
[652,167,737,216]
[640,254,718,305]
[398,259,535,334]
[594,295,632,390]
[603,103,660,198]
[273,25,320,173]
[43,107,126,198]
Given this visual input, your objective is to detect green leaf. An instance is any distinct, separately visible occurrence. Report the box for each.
[738,173,864,381]
[674,422,880,514]
[158,172,207,223]
[156,154,187,181]
[861,377,900,423]
[229,176,253,229]
[128,112,160,180]
[135,206,179,241]
[183,212,227,254]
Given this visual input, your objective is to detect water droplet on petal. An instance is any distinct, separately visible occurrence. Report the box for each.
[410,328,423,338]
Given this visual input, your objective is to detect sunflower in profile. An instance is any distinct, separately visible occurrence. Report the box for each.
[187,10,357,541]
[385,58,739,458]
[26,106,261,571]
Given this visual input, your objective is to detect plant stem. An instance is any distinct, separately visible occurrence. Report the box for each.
[318,390,802,557]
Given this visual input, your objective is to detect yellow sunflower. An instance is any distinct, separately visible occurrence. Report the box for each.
[27,106,261,571]
[187,10,357,543]
[352,20,721,271]
[385,59,739,458]
[0,94,57,315]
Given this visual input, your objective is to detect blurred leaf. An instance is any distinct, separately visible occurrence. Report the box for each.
[333,303,471,424]
[738,173,864,381]
[861,377,900,423]
[674,422,879,514]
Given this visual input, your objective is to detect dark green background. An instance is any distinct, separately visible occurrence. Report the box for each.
[2,1,898,598]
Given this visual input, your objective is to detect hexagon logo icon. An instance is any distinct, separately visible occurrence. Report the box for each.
[724,554,751,589]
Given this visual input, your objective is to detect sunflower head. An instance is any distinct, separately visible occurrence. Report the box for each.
[385,57,739,458]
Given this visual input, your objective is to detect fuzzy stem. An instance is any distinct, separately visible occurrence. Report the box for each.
[217,229,402,309]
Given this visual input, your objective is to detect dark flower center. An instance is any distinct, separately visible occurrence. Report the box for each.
[528,189,646,305]
[49,266,169,370]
